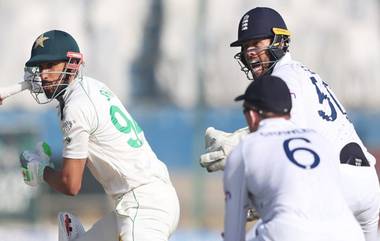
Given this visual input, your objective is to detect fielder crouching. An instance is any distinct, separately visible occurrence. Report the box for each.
[223,75,365,241]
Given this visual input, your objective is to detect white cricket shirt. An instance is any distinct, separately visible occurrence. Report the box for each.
[272,53,375,166]
[223,118,364,241]
[58,76,170,199]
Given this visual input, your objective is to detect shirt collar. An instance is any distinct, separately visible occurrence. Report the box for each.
[61,76,82,101]
[56,76,82,119]
[258,117,295,130]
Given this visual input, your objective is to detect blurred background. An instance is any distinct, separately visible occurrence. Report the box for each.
[0,0,379,240]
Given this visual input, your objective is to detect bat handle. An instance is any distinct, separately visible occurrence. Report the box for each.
[0,81,31,100]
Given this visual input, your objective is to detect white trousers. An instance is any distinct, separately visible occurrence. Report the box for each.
[74,181,180,241]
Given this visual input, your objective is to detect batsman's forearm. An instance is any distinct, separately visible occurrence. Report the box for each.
[43,166,81,196]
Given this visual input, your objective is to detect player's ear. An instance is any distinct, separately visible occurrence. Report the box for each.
[244,109,258,132]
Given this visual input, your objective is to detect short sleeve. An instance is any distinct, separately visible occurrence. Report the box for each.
[61,104,94,159]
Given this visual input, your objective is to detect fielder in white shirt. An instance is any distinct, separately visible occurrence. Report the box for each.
[224,75,365,241]
[19,30,179,241]
[201,7,380,240]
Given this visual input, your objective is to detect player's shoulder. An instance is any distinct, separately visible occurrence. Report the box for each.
[77,76,106,92]
[238,130,267,157]
[64,77,99,115]
[72,76,109,99]
[252,120,322,143]
[81,76,116,100]
[226,138,246,168]
[288,127,336,152]
[273,62,307,81]
[273,61,318,98]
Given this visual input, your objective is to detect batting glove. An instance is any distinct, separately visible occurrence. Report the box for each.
[20,141,53,187]
[199,127,249,172]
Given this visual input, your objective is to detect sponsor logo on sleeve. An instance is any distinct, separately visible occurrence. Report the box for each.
[64,136,72,145]
[62,120,73,134]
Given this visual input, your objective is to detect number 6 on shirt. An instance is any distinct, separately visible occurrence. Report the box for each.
[283,137,320,169]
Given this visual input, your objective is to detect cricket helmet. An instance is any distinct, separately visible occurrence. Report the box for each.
[26,30,81,67]
[231,7,291,80]
[25,30,83,104]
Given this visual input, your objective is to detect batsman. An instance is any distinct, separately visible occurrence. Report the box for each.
[200,7,380,241]
[19,30,179,241]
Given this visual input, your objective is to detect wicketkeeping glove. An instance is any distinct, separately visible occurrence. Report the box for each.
[199,127,249,172]
[20,141,53,187]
